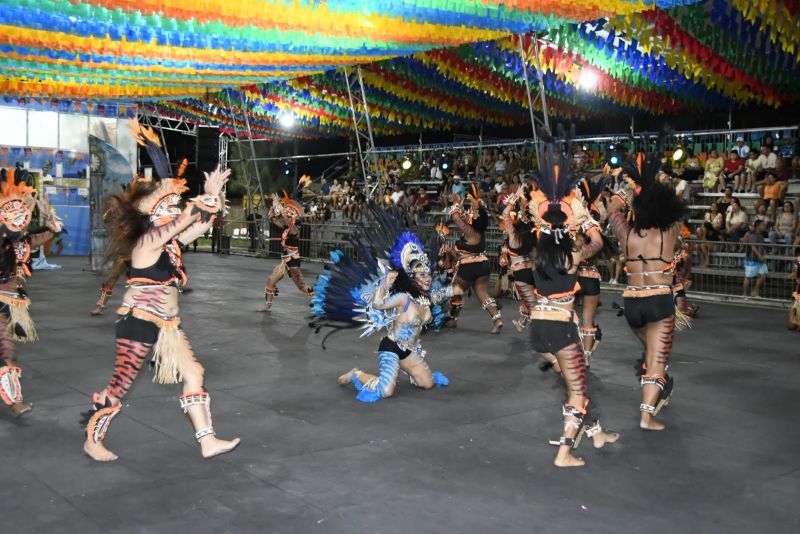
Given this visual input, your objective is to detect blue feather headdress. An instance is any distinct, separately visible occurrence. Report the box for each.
[391,231,430,275]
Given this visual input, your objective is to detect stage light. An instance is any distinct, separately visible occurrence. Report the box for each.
[402,158,412,170]
[608,144,615,150]
[607,155,620,168]
[582,145,588,151]
[278,113,296,129]
[442,162,449,170]
[672,147,686,163]
[284,169,290,175]
[578,70,598,91]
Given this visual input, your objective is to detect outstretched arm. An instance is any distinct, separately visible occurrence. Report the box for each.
[578,223,604,260]
[447,193,479,240]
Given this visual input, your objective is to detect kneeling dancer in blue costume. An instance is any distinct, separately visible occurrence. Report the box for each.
[312,212,460,402]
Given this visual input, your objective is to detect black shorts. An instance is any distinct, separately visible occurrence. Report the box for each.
[530,318,581,354]
[378,336,412,360]
[511,268,535,286]
[623,293,675,329]
[457,260,491,283]
[578,276,601,296]
[286,258,301,268]
[115,313,160,345]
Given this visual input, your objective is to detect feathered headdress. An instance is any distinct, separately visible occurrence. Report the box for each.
[131,119,170,180]
[391,231,430,276]
[535,124,582,231]
[619,125,673,190]
[136,178,189,223]
[0,168,37,232]
[271,191,304,220]
[578,175,608,215]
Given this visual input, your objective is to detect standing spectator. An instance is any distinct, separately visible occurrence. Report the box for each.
[742,219,769,298]
[770,201,798,247]
[703,149,725,191]
[411,187,431,224]
[722,151,744,192]
[731,136,750,158]
[723,197,748,241]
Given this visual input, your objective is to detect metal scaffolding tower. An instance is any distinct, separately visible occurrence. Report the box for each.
[518,33,552,170]
[342,66,378,193]
[223,90,270,253]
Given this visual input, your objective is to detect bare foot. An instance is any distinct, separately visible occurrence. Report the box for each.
[491,320,503,334]
[338,368,360,386]
[83,438,118,462]
[512,319,527,332]
[10,402,32,417]
[554,449,585,468]
[89,306,105,316]
[200,436,241,458]
[640,414,666,431]
[592,430,620,448]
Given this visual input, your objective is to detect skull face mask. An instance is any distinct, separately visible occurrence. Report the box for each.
[0,173,36,237]
[135,179,189,227]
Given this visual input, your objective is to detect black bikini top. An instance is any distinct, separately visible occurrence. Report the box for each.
[533,266,579,299]
[128,240,187,287]
[625,228,672,265]
[455,234,485,254]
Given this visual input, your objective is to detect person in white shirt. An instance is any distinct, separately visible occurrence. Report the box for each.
[755,145,777,180]
[732,136,750,158]
[390,184,405,205]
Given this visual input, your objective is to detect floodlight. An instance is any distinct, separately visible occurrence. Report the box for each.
[278,113,296,129]
[402,158,412,170]
[672,147,686,163]
[578,70,599,91]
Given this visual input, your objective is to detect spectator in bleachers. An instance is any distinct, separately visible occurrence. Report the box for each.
[411,187,431,224]
[744,150,760,193]
[703,149,725,192]
[697,202,723,267]
[757,170,783,221]
[494,152,507,175]
[755,145,778,180]
[716,186,735,214]
[496,182,510,208]
[721,151,744,192]
[479,172,494,194]
[509,174,522,194]
[762,135,776,152]
[682,148,703,182]
[328,178,342,206]
[770,200,797,247]
[792,155,800,180]
[732,136,750,158]
[742,218,769,298]
[389,183,405,206]
[451,175,465,198]
[723,197,748,242]
[320,177,331,196]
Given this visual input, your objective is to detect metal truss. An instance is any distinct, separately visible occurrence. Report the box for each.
[138,105,198,136]
[518,34,551,170]
[342,66,377,190]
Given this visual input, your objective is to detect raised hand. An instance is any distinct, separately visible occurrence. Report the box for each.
[203,165,232,197]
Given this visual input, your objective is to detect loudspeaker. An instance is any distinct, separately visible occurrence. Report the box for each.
[196,126,220,173]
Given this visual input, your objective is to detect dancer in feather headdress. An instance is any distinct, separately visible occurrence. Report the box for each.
[258,191,314,312]
[499,186,537,332]
[574,176,608,366]
[312,204,460,403]
[0,168,63,416]
[82,120,239,462]
[443,185,502,333]
[606,128,688,431]
[527,126,619,467]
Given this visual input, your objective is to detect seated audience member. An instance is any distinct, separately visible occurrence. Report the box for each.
[682,148,703,181]
[703,149,725,192]
[744,151,760,193]
[770,200,798,247]
[722,151,744,192]
[756,170,783,221]
[755,145,777,180]
[451,175,466,198]
[716,187,735,214]
[723,197,748,242]
[732,136,750,158]
[697,202,723,267]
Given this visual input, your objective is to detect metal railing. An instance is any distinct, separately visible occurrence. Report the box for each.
[192,212,797,306]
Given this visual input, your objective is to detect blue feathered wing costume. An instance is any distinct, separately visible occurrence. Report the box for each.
[310,203,450,402]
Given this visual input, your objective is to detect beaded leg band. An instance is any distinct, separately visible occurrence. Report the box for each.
[640,374,673,415]
[82,393,121,444]
[549,404,587,449]
[96,287,112,308]
[0,365,22,405]
[180,392,215,440]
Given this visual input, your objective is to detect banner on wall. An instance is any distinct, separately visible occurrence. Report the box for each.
[88,135,131,270]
